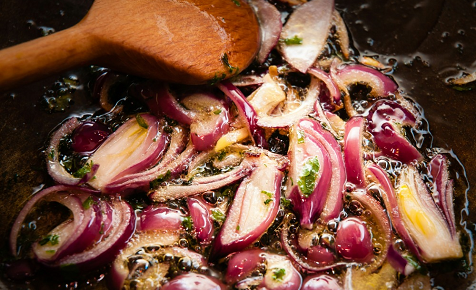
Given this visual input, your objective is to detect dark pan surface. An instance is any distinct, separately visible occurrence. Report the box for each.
[1,0,475,288]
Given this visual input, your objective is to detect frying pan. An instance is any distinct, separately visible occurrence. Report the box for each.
[1,0,475,288]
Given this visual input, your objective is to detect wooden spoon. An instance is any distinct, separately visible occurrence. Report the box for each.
[0,0,260,90]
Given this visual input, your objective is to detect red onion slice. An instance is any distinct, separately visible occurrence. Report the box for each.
[211,154,283,259]
[428,154,457,237]
[161,273,226,290]
[217,81,267,148]
[278,0,334,73]
[332,10,350,60]
[54,198,136,271]
[386,243,416,276]
[256,76,320,128]
[182,93,230,151]
[226,249,266,284]
[297,118,345,222]
[335,64,398,97]
[138,205,186,232]
[261,253,302,290]
[250,0,282,64]
[308,68,342,112]
[397,166,462,262]
[301,274,342,290]
[88,114,169,191]
[187,197,214,244]
[334,217,373,263]
[367,100,423,164]
[366,163,421,259]
[71,121,110,154]
[344,117,366,188]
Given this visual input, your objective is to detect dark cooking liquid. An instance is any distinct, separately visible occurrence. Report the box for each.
[1,0,476,289]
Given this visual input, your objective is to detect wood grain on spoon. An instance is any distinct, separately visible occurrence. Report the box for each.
[0,0,260,90]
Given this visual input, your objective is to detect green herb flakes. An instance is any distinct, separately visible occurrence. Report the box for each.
[261,190,273,198]
[72,161,94,179]
[272,268,286,281]
[281,35,303,45]
[221,53,239,74]
[231,0,241,7]
[45,250,56,254]
[48,149,55,160]
[298,156,320,197]
[211,209,226,223]
[297,130,305,144]
[182,216,193,231]
[264,198,273,205]
[135,114,149,129]
[150,170,172,188]
[280,197,293,210]
[236,225,240,231]
[39,234,60,246]
[214,109,222,115]
[82,196,94,210]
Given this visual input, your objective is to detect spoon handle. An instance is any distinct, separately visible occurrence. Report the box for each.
[0,25,94,91]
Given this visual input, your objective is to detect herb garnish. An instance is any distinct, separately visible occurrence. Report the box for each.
[48,149,55,160]
[297,130,305,144]
[211,209,226,223]
[280,197,293,210]
[281,35,303,45]
[264,198,273,205]
[82,196,94,210]
[214,109,222,115]
[298,157,320,197]
[73,161,94,179]
[150,170,171,188]
[182,216,193,231]
[135,114,149,129]
[272,268,286,281]
[231,0,241,7]
[209,73,227,86]
[39,234,60,246]
[221,53,239,74]
[261,190,273,198]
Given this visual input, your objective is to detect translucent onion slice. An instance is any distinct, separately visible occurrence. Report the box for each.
[343,117,366,188]
[397,166,462,262]
[88,114,168,191]
[248,73,286,119]
[302,274,342,290]
[187,197,214,244]
[211,154,284,259]
[261,253,302,290]
[335,64,397,97]
[161,273,226,290]
[278,0,334,73]
[138,205,185,232]
[250,0,282,64]
[308,68,342,112]
[226,249,266,284]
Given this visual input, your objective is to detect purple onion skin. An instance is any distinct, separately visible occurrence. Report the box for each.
[335,217,373,263]
[307,246,336,265]
[161,273,226,290]
[344,117,366,188]
[301,274,342,290]
[187,197,214,244]
[225,249,266,284]
[71,121,110,154]
[138,205,185,232]
[367,100,423,164]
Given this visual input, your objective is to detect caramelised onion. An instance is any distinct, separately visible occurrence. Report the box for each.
[161,273,226,290]
[211,154,283,259]
[335,217,373,263]
[286,123,332,228]
[138,204,186,232]
[217,80,267,148]
[396,166,462,262]
[182,92,230,151]
[428,154,457,237]
[278,0,334,73]
[225,249,266,284]
[150,152,261,202]
[250,0,282,64]
[386,243,416,276]
[297,118,345,222]
[261,253,302,290]
[308,68,342,112]
[344,117,366,188]
[187,197,214,244]
[367,100,423,164]
[301,274,342,290]
[334,64,397,97]
[71,121,110,154]
[88,114,169,191]
[254,76,320,128]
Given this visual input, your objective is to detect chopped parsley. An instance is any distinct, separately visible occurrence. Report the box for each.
[264,198,273,205]
[209,73,227,86]
[272,268,286,281]
[182,216,193,231]
[135,114,149,129]
[297,157,320,197]
[211,209,226,223]
[45,250,56,254]
[72,161,94,179]
[281,35,303,45]
[221,53,239,74]
[297,130,305,144]
[48,149,55,160]
[236,225,240,231]
[280,197,293,210]
[404,255,422,272]
[214,109,222,115]
[82,196,94,210]
[39,234,60,246]
[149,170,171,188]
[261,190,273,198]
[231,0,241,7]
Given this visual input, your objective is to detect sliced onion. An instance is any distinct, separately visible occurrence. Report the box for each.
[188,197,214,244]
[387,243,416,276]
[297,118,345,222]
[334,217,373,263]
[256,76,320,128]
[335,64,398,97]
[161,273,226,290]
[9,185,99,256]
[150,154,261,202]
[71,121,110,154]
[211,154,283,259]
[226,249,266,284]
[217,80,267,148]
[88,114,169,191]
[54,198,135,270]
[46,118,83,185]
[332,10,350,60]
[301,274,342,290]
[344,117,366,188]
[248,73,287,120]
[366,163,421,259]
[261,253,302,290]
[182,92,230,151]
[396,166,462,262]
[428,154,456,237]
[278,0,334,73]
[106,126,192,192]
[308,68,342,112]
[367,100,423,164]
[286,126,332,228]
[250,0,282,64]
[138,205,185,232]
